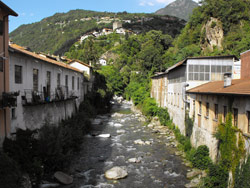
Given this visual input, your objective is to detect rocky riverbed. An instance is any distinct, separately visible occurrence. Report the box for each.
[60,100,191,188]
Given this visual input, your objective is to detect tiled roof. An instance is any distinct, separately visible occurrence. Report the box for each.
[68,59,92,68]
[187,79,250,96]
[0,1,18,16]
[151,72,168,78]
[9,44,83,73]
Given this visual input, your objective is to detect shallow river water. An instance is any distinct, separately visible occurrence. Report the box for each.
[63,101,190,188]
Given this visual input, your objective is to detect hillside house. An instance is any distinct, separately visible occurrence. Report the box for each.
[113,21,122,30]
[0,2,17,145]
[102,28,113,35]
[187,50,250,159]
[9,44,87,133]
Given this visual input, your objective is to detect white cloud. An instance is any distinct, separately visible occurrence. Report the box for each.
[139,0,155,6]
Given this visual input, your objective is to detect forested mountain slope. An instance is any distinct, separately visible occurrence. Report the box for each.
[10,9,185,55]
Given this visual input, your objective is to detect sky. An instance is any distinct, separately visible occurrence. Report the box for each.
[3,0,199,32]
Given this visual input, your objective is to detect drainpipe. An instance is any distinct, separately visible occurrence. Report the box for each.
[3,15,8,138]
[182,83,189,103]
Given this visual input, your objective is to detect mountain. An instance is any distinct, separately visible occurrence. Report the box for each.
[163,0,250,68]
[9,10,185,55]
[155,0,199,21]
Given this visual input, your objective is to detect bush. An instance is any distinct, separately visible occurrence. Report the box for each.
[0,152,22,188]
[141,97,158,117]
[189,145,212,170]
[234,155,250,188]
[157,108,170,126]
[202,163,229,188]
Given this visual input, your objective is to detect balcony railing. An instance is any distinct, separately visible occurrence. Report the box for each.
[21,86,78,106]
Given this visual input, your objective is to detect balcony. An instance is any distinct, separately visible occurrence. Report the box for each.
[21,86,78,106]
[0,91,19,109]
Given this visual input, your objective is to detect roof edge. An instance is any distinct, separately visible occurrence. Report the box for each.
[0,2,18,16]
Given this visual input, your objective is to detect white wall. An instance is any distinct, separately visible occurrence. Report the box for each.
[70,62,91,75]
[9,52,85,132]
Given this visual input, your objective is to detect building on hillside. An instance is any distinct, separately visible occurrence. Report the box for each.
[113,21,122,31]
[67,59,94,93]
[102,28,113,35]
[80,33,95,43]
[9,43,86,133]
[187,50,250,160]
[98,58,107,66]
[151,55,238,134]
[0,2,18,145]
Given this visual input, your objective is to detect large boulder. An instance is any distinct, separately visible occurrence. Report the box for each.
[105,167,128,180]
[54,171,73,185]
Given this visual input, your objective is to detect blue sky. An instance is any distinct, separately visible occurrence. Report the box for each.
[4,0,199,32]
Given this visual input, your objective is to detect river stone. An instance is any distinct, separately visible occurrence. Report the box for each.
[134,139,145,145]
[128,158,141,163]
[117,129,126,134]
[186,169,202,179]
[105,167,128,180]
[114,123,123,127]
[145,141,151,145]
[111,113,124,118]
[185,177,200,188]
[40,183,60,188]
[96,134,111,138]
[54,171,73,185]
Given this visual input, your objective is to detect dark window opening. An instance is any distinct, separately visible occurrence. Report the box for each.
[233,108,238,127]
[248,111,250,133]
[0,20,3,35]
[15,65,22,84]
[214,104,218,119]
[206,102,209,117]
[33,69,39,92]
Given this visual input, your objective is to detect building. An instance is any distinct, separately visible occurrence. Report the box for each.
[67,59,94,93]
[113,21,122,31]
[98,58,107,66]
[9,43,86,133]
[0,2,18,145]
[102,28,113,35]
[187,50,250,160]
[151,55,238,134]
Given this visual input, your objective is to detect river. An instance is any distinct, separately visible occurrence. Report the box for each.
[63,100,190,188]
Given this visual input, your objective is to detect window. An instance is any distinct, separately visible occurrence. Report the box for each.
[33,69,39,91]
[0,20,3,35]
[248,111,250,133]
[11,108,16,119]
[0,58,3,72]
[199,101,202,114]
[189,64,210,81]
[15,65,22,84]
[46,71,51,94]
[65,75,68,87]
[233,108,238,127]
[224,106,227,122]
[57,73,61,87]
[214,104,218,120]
[206,102,209,117]
[72,76,75,90]
[77,77,80,90]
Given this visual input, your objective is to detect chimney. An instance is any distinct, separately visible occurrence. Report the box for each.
[224,73,232,87]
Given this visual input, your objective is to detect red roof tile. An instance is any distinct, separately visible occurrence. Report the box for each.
[187,79,250,96]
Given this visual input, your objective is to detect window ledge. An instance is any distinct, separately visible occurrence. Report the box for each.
[213,118,218,122]
[198,113,202,116]
[204,116,209,119]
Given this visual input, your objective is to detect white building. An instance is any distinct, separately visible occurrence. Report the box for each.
[98,58,107,66]
[9,44,87,132]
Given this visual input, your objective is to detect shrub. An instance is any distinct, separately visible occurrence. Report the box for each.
[234,155,250,188]
[157,108,170,126]
[0,152,22,188]
[141,97,158,117]
[189,145,212,170]
[202,163,229,188]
